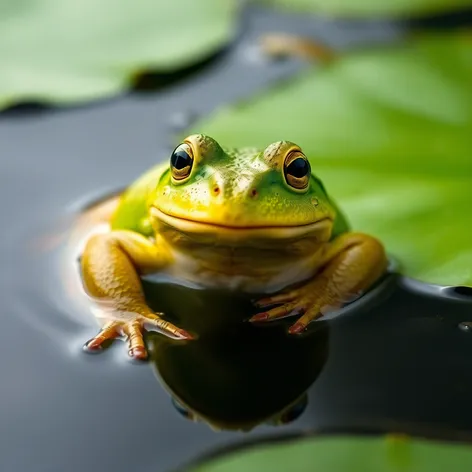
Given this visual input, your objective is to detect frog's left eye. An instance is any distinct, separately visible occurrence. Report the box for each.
[283,151,310,190]
[170,143,194,182]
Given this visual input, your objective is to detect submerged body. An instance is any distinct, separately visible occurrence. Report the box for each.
[81,134,387,359]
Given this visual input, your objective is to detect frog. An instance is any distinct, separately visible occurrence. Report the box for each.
[170,393,308,431]
[81,134,387,359]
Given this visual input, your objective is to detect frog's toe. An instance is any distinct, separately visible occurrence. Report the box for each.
[288,308,322,334]
[84,313,194,360]
[249,302,301,322]
[123,321,148,360]
[84,320,149,360]
[144,313,194,340]
[253,290,298,308]
[84,321,122,351]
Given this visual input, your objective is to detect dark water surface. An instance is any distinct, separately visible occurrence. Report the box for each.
[1,6,471,472]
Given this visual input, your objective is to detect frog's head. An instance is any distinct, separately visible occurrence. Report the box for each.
[150,134,335,247]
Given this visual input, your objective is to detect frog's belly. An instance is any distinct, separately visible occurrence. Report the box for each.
[147,250,317,294]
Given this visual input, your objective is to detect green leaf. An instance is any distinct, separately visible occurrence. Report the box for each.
[192,33,472,287]
[188,435,472,472]
[258,0,472,18]
[0,0,238,109]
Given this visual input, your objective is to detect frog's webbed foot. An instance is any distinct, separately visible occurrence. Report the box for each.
[250,233,388,334]
[250,281,336,334]
[84,312,193,360]
[81,230,194,360]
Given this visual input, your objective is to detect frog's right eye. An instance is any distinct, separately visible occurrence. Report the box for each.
[170,143,193,182]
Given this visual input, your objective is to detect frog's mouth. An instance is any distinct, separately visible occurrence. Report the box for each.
[150,207,333,241]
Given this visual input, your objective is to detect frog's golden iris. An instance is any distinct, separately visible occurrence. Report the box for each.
[170,143,193,182]
[81,134,387,359]
[283,150,310,190]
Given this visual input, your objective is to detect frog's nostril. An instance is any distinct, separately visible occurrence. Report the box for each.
[212,186,220,195]
[250,188,258,199]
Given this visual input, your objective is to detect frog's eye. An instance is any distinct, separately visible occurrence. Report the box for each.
[170,143,194,182]
[283,151,310,190]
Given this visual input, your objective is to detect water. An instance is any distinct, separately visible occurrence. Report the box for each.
[3,181,472,472]
[0,6,471,472]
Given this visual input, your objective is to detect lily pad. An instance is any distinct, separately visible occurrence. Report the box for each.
[188,434,472,472]
[258,0,472,18]
[0,0,238,109]
[192,33,472,287]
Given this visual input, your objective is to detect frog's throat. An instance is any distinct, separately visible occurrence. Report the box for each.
[150,207,332,240]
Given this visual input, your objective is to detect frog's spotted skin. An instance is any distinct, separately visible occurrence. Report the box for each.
[222,147,259,160]
[153,135,336,232]
[196,146,265,201]
[81,134,387,360]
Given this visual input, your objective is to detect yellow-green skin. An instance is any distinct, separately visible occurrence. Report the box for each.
[112,135,348,239]
[81,134,387,359]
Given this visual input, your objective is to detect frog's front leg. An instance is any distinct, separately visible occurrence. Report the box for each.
[81,230,193,360]
[250,233,388,334]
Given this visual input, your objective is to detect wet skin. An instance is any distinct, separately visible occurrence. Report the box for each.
[81,134,387,359]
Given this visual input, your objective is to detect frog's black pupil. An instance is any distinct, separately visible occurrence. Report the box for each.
[171,149,191,170]
[286,157,309,178]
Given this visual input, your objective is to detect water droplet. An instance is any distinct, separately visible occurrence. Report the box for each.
[458,321,472,332]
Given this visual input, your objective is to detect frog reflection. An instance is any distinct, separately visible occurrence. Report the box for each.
[144,280,329,431]
[171,394,308,430]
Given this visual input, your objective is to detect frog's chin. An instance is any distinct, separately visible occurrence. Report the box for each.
[150,206,333,242]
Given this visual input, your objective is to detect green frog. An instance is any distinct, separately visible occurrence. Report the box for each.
[81,134,387,359]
